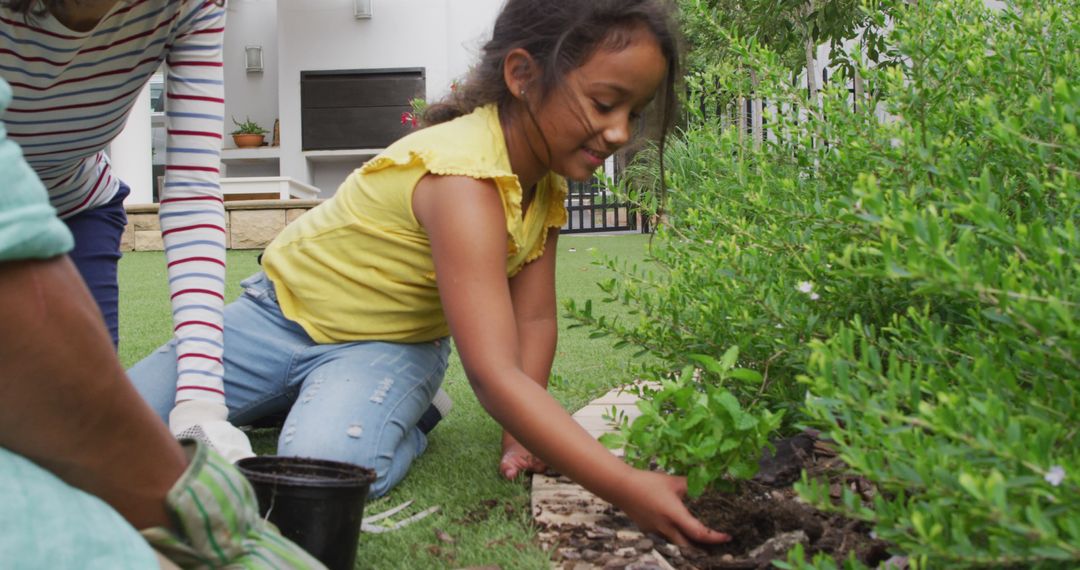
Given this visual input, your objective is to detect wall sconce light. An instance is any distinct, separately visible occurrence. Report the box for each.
[244,45,263,73]
[353,0,373,19]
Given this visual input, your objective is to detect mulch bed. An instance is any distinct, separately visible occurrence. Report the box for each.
[541,433,901,570]
[676,434,893,569]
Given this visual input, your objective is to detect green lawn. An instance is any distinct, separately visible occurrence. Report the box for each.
[118,233,652,569]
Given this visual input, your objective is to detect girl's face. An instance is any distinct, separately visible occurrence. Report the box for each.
[530,28,668,182]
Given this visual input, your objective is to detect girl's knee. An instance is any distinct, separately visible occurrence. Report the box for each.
[366,430,426,498]
[127,341,179,423]
[277,420,426,498]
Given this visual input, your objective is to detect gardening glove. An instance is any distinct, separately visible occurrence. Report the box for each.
[169,399,255,463]
[141,440,326,570]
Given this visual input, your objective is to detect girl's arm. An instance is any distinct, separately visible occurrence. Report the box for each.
[501,228,559,478]
[413,175,728,546]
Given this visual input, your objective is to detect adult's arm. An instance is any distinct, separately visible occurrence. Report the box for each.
[159,1,228,404]
[0,258,323,569]
[158,3,253,460]
[0,256,187,530]
[413,174,728,546]
[0,74,184,529]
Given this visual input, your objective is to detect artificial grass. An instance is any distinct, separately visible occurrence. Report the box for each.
[118,233,653,569]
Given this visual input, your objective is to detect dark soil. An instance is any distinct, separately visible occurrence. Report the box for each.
[539,433,898,570]
[673,434,894,570]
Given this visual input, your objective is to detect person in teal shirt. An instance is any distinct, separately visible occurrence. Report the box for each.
[0,76,320,569]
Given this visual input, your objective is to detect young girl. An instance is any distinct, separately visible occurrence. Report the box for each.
[131,0,729,546]
[1,0,251,460]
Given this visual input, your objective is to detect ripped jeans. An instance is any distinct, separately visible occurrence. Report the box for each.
[128,272,451,498]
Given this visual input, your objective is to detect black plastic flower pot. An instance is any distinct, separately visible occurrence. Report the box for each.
[237,456,376,570]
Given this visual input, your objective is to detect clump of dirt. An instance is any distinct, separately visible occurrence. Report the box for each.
[536,433,898,570]
[674,435,894,569]
[678,482,890,569]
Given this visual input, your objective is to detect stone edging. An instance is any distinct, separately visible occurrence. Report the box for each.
[531,385,679,569]
[122,199,324,251]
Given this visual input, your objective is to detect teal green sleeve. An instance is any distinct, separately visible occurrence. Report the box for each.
[0,447,158,568]
[0,78,73,262]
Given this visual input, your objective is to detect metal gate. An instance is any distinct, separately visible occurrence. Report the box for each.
[562,176,639,234]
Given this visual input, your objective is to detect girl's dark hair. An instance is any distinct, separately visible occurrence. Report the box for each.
[425,0,681,171]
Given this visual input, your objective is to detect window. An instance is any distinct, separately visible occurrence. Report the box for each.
[149,72,165,114]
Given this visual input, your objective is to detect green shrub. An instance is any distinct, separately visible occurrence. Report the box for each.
[569,0,1078,566]
[598,347,784,496]
[793,0,1079,567]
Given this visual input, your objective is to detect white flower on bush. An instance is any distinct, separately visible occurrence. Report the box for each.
[1045,465,1066,487]
[796,281,820,301]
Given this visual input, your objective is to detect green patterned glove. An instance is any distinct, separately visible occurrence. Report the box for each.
[141,441,325,569]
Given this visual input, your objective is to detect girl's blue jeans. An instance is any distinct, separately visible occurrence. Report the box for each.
[129,272,451,498]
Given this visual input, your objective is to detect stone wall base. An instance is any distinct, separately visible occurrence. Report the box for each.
[122,199,322,251]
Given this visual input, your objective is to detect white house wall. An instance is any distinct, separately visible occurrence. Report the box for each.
[223,0,279,177]
[276,0,504,196]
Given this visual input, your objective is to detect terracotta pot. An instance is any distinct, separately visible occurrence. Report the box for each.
[232,133,265,148]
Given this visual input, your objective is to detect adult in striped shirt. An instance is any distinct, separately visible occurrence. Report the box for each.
[1,0,251,461]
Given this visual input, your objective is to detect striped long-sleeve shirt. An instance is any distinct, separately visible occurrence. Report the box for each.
[1,0,228,404]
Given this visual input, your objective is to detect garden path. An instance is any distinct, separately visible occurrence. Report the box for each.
[531,384,683,570]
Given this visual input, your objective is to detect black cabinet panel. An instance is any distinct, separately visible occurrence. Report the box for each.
[301,68,424,151]
[301,106,412,150]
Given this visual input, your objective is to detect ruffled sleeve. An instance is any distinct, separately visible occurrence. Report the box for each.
[520,173,569,267]
[545,174,569,229]
[359,141,528,256]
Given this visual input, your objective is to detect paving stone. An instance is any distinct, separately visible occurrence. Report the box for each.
[616,530,644,541]
[230,209,286,249]
[285,207,312,224]
[119,224,134,252]
[534,385,677,570]
[134,229,163,251]
[130,212,160,231]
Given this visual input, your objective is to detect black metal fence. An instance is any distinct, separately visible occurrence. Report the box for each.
[562,175,639,234]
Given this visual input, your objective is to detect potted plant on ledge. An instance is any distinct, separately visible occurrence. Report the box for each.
[231,116,268,148]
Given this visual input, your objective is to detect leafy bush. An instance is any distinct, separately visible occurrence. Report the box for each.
[569,0,1078,566]
[599,347,784,496]
[792,0,1080,567]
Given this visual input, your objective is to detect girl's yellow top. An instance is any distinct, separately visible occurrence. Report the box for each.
[261,104,568,344]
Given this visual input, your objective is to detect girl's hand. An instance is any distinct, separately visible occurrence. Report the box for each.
[500,439,547,479]
[614,469,731,547]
